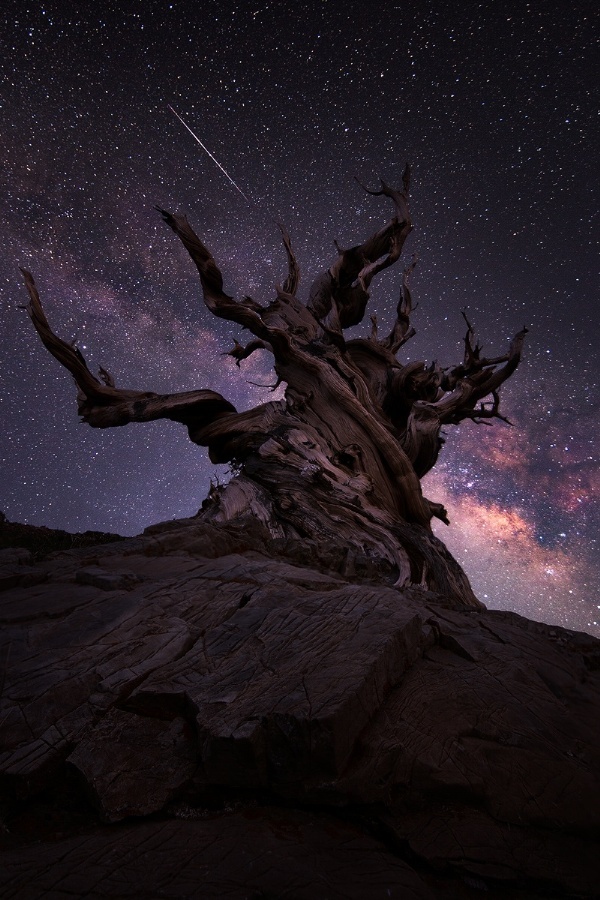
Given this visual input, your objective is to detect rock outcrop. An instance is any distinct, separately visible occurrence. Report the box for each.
[1,516,599,898]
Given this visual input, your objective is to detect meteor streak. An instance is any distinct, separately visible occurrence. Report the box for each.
[168,105,252,204]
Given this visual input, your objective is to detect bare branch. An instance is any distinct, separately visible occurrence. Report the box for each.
[307,170,413,334]
[459,390,514,426]
[355,162,411,225]
[157,208,260,325]
[246,376,283,391]
[225,339,269,366]
[460,308,480,368]
[98,366,116,387]
[21,269,238,435]
[435,327,528,425]
[156,208,293,360]
[369,314,378,342]
[383,255,418,353]
[277,223,300,297]
[21,268,126,403]
[354,226,407,294]
[427,499,450,525]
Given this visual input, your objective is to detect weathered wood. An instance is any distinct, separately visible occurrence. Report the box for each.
[22,173,526,605]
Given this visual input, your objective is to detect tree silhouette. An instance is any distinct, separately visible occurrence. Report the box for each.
[22,167,526,607]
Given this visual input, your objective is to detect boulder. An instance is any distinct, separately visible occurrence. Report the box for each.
[0,517,598,898]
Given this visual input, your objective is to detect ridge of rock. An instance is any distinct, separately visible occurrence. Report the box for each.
[0,517,598,898]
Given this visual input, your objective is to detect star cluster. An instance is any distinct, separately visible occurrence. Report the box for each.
[1,1,597,633]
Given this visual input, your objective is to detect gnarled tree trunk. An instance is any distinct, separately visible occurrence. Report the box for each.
[21,168,526,607]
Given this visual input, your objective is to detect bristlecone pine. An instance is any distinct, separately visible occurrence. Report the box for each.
[21,167,527,607]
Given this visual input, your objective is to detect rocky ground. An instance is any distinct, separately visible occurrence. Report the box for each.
[1,515,598,898]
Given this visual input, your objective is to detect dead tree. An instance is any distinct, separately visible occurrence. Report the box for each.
[21,168,526,607]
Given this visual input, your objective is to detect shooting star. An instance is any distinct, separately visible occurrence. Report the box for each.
[168,104,253,205]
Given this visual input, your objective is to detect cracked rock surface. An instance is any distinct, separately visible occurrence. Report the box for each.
[1,517,599,898]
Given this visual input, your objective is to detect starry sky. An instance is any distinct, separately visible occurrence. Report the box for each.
[1,0,598,635]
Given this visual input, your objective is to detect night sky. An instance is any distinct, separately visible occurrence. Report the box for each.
[2,1,598,635]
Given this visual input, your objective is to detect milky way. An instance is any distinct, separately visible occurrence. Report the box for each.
[1,1,598,634]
